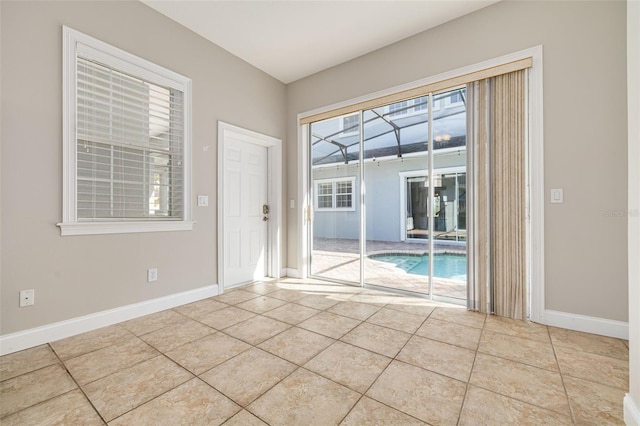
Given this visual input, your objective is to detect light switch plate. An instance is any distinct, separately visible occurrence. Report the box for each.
[550,188,563,204]
[197,195,209,207]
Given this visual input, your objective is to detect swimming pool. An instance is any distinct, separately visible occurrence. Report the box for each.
[370,253,467,281]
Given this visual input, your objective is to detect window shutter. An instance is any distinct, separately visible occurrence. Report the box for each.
[75,56,184,220]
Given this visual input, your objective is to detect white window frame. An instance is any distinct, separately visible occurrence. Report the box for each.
[314,177,356,212]
[59,26,193,236]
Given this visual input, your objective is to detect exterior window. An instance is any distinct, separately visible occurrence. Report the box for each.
[413,96,428,112]
[342,114,359,135]
[317,182,333,208]
[60,27,192,236]
[315,177,356,211]
[389,100,408,117]
[445,89,464,107]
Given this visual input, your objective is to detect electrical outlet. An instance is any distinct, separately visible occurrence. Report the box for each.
[147,268,158,282]
[20,289,35,307]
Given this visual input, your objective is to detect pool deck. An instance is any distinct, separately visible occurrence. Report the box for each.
[311,238,467,300]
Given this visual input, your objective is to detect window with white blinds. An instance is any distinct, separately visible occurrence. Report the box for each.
[60,27,192,236]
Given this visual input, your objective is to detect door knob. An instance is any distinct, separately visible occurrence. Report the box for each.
[263,216,268,222]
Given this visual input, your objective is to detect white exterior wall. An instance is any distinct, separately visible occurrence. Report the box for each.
[312,152,466,241]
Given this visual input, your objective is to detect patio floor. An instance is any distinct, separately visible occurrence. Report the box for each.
[311,238,467,301]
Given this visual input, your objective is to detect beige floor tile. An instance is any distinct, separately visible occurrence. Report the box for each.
[366,360,466,425]
[305,341,391,393]
[242,281,280,295]
[223,316,291,345]
[200,347,296,406]
[459,385,572,425]
[195,306,256,330]
[478,330,558,371]
[83,355,192,422]
[214,289,260,305]
[348,293,396,306]
[298,311,361,339]
[563,375,626,425]
[174,298,229,318]
[341,396,426,425]
[328,300,381,321]
[295,294,342,310]
[266,288,307,302]
[0,364,77,418]
[165,332,251,375]
[65,336,158,385]
[109,378,240,426]
[470,353,570,417]
[383,301,436,318]
[120,310,189,336]
[1,390,103,426]
[248,368,360,426]
[341,322,411,358]
[415,318,482,350]
[549,326,629,361]
[429,307,486,328]
[235,296,288,314]
[263,303,320,325]
[365,307,426,334]
[555,346,628,390]
[258,327,334,365]
[484,315,551,343]
[224,409,269,425]
[50,324,132,360]
[0,345,59,381]
[397,335,475,382]
[140,318,215,352]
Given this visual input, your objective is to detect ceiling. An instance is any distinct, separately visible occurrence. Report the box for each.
[141,1,499,84]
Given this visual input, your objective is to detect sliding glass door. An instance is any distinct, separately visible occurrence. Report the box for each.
[309,114,361,284]
[309,88,467,302]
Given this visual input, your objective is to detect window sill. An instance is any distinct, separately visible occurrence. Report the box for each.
[57,220,194,236]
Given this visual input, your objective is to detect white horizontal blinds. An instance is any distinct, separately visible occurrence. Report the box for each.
[76,56,184,220]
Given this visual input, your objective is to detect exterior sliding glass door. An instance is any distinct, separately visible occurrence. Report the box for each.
[309,88,467,302]
[309,114,361,284]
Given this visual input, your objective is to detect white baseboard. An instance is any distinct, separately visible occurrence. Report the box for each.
[625,394,640,426]
[284,268,300,278]
[541,309,629,339]
[0,284,219,356]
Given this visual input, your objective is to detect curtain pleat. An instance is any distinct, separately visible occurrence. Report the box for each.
[491,70,526,319]
[467,70,526,320]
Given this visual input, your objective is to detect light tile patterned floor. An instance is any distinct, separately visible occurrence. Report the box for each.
[0,278,629,425]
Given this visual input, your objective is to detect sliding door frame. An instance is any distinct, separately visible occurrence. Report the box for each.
[297,46,544,320]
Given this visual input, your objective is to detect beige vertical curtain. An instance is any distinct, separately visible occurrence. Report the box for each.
[467,69,527,320]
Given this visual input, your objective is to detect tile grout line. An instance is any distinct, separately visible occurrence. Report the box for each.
[454,313,486,426]
[48,342,108,425]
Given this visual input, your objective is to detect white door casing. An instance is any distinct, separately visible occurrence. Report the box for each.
[218,122,282,291]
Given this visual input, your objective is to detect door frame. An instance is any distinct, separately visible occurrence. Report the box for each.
[297,46,543,319]
[218,121,282,292]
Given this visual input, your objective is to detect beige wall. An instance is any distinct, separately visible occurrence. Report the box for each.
[286,1,629,322]
[0,1,287,334]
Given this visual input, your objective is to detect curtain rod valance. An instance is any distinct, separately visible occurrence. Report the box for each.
[299,57,532,125]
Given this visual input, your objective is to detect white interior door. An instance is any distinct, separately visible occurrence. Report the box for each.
[223,137,268,287]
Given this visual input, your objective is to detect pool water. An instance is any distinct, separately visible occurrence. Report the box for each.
[371,254,467,281]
